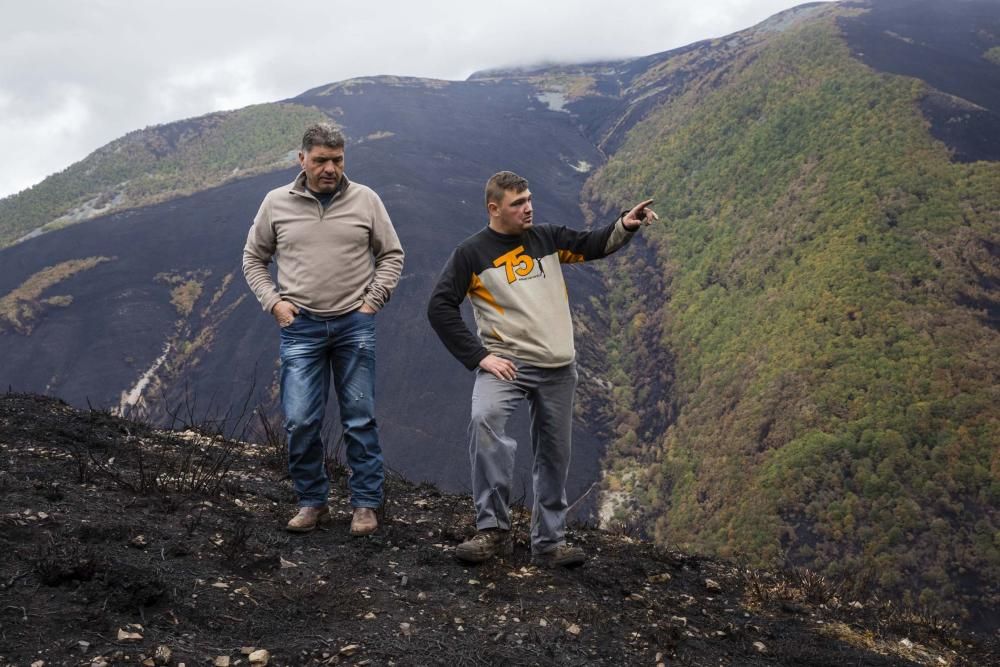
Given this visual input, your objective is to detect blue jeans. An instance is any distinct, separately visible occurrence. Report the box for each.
[279,309,382,509]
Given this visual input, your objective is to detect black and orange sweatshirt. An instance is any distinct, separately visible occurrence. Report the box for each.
[427,216,636,370]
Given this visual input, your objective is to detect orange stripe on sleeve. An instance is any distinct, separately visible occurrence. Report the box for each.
[558,249,585,264]
[468,273,505,314]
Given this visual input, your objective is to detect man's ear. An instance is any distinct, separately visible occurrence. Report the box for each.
[487,201,499,217]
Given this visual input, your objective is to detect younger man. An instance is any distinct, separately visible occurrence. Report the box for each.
[427,171,656,566]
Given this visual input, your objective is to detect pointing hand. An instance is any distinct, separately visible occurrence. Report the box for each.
[623,199,659,231]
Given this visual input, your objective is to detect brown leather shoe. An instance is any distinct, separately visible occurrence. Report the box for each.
[286,506,331,533]
[456,529,512,563]
[531,542,586,568]
[350,507,378,536]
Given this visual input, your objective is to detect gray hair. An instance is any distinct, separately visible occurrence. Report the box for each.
[301,122,345,152]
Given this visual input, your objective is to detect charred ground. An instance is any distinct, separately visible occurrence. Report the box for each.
[1,393,996,667]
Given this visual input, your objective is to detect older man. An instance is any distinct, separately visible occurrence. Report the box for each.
[243,123,404,535]
[428,170,656,566]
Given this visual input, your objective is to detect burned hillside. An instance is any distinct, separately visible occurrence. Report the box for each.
[0,393,996,666]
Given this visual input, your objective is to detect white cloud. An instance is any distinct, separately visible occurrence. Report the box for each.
[0,0,833,199]
[152,54,274,116]
[0,84,93,194]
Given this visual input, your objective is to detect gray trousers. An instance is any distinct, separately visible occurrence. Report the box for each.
[468,361,578,554]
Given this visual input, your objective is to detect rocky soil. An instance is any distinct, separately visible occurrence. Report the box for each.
[1,393,996,666]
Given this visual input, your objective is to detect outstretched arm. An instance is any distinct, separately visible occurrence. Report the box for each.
[549,198,660,263]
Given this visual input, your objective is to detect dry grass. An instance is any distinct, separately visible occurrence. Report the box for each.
[170,280,204,317]
[155,269,211,317]
[0,256,112,334]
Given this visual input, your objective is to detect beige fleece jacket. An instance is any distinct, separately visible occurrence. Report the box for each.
[242,173,404,316]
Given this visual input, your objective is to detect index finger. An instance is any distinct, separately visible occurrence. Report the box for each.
[633,198,655,211]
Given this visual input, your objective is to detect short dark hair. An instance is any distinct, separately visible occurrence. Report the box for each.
[485,171,529,208]
[301,122,345,152]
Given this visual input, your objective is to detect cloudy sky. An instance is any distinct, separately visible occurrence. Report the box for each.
[0,0,832,199]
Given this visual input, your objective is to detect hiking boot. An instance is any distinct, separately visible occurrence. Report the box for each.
[286,506,331,533]
[531,543,586,568]
[350,507,378,536]
[455,529,513,563]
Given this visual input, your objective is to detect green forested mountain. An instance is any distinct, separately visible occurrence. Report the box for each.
[591,4,999,621]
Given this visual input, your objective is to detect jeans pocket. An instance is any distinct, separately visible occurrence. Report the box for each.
[353,310,377,331]
[279,316,307,342]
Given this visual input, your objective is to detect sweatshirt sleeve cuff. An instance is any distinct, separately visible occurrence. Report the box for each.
[262,294,282,314]
[618,214,639,234]
[465,349,490,371]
